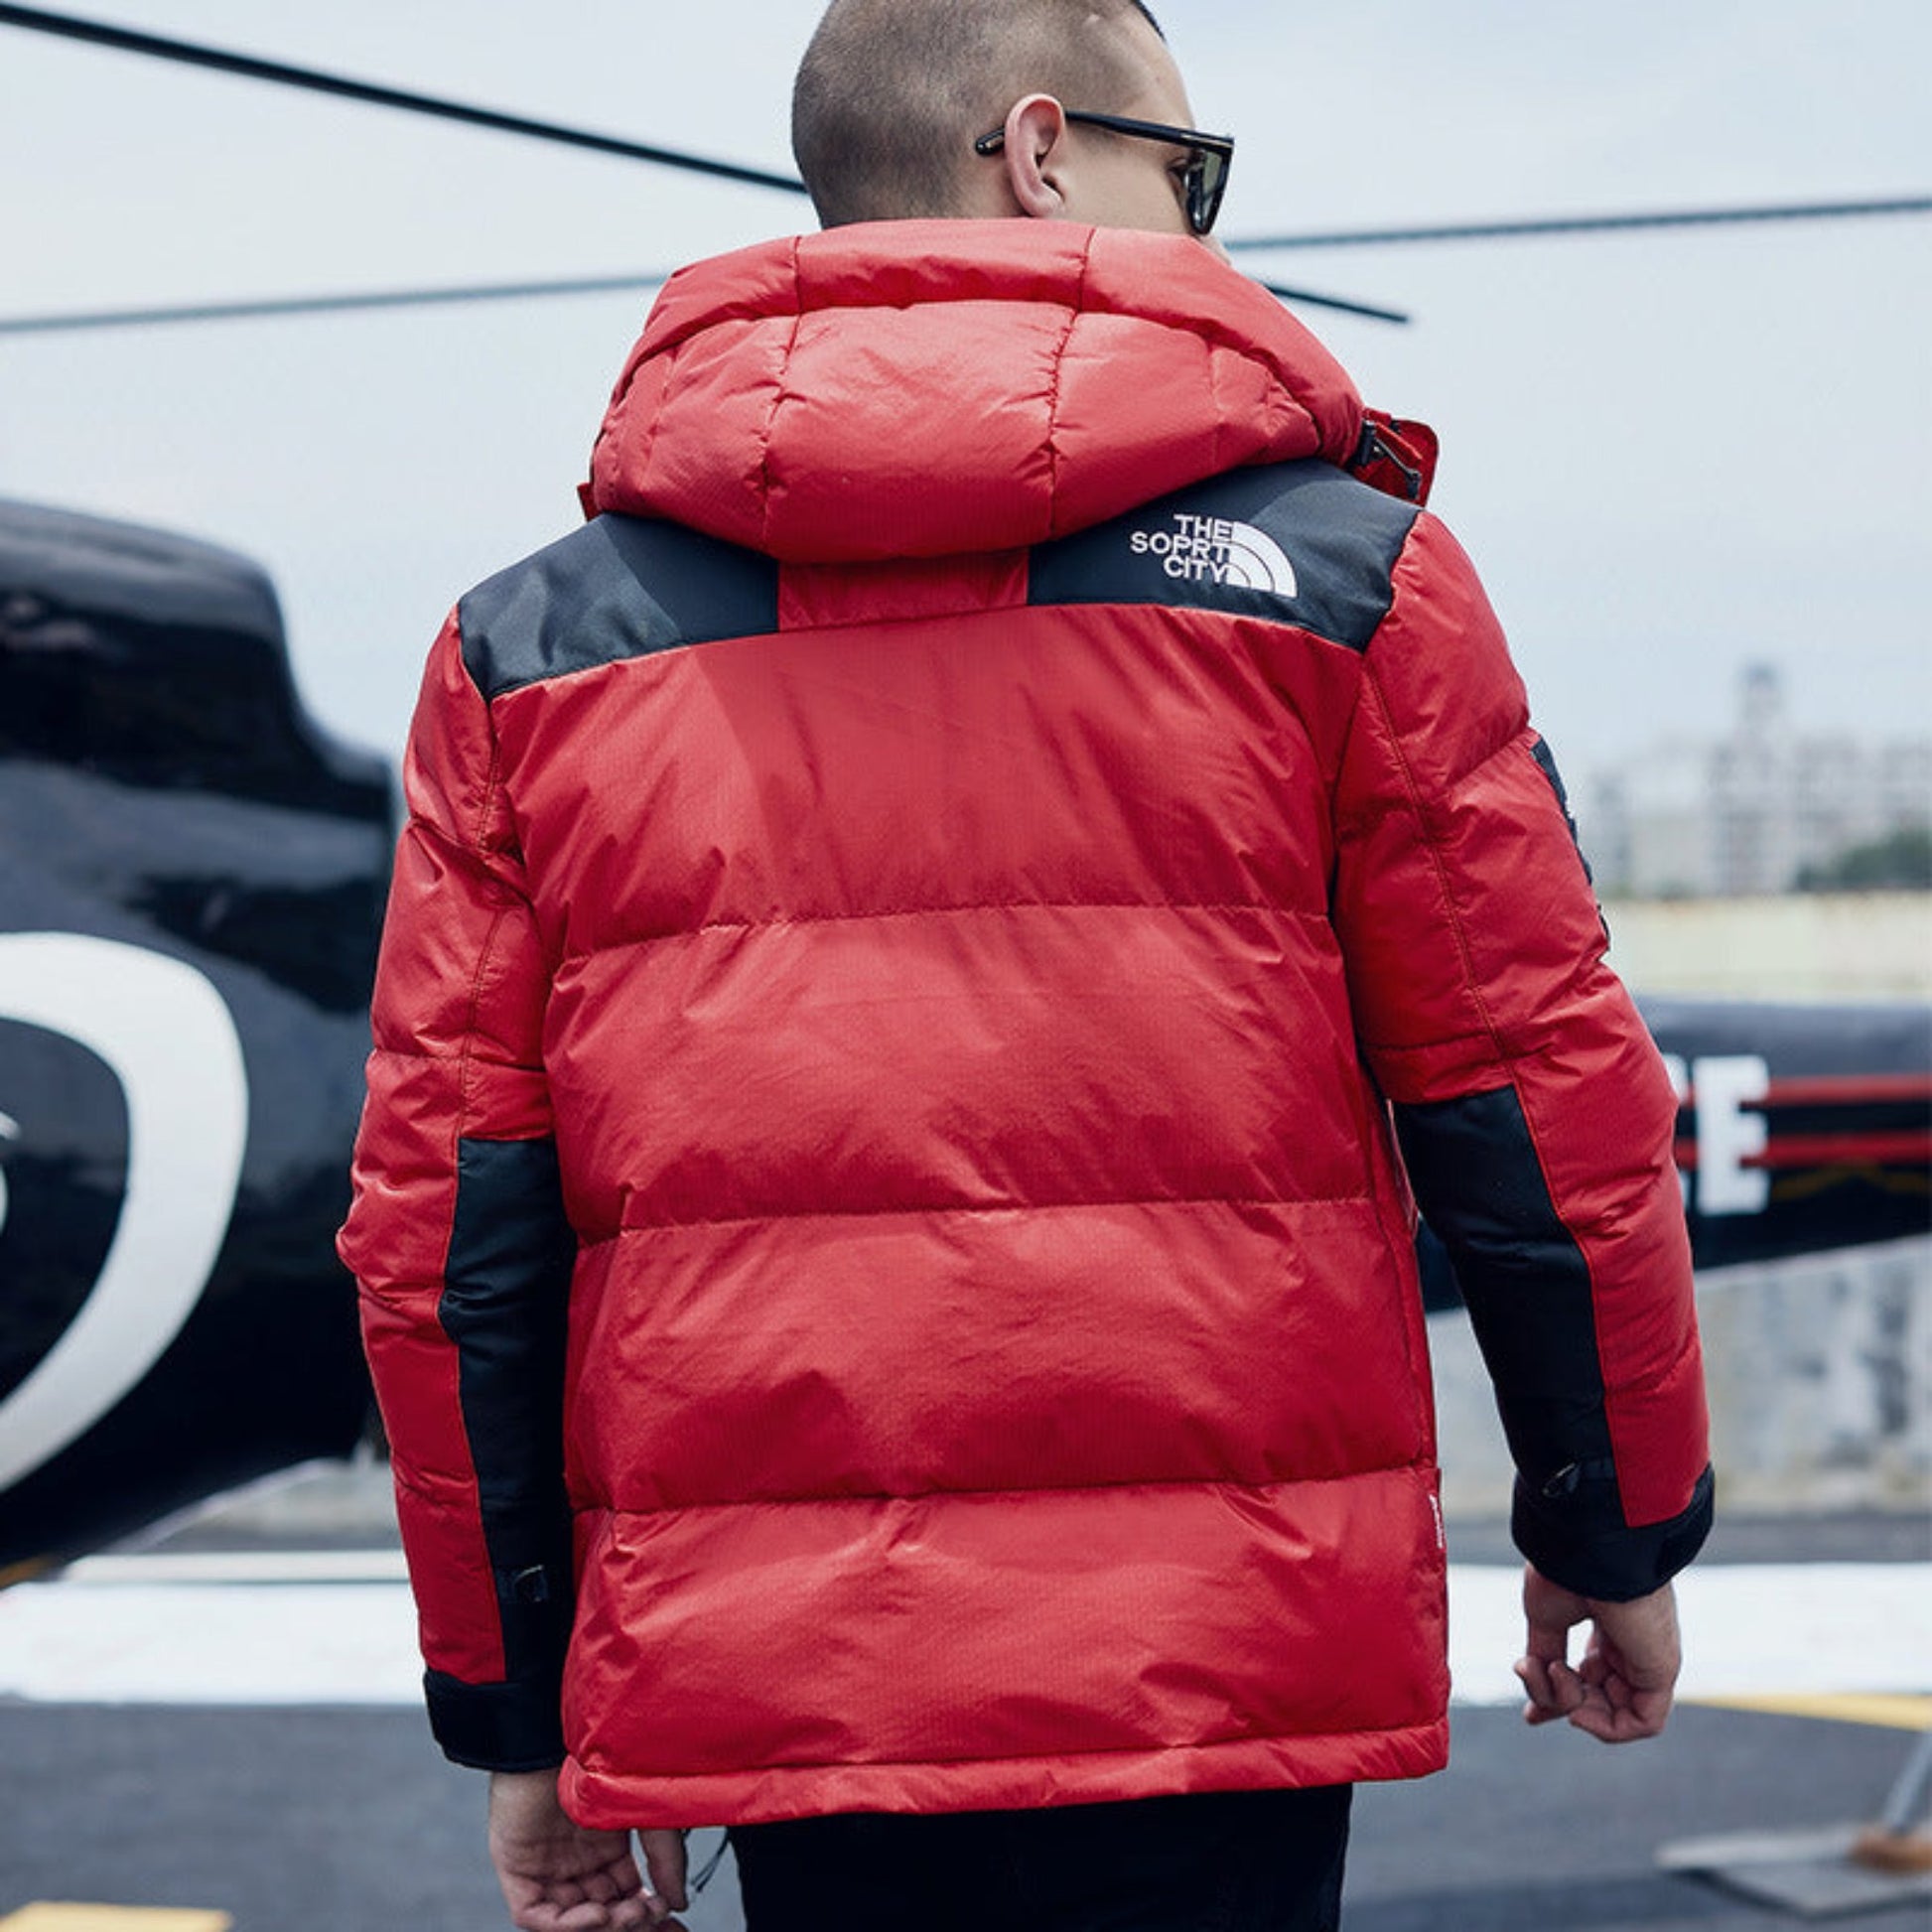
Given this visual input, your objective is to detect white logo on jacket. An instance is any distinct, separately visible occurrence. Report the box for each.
[1129,513,1298,596]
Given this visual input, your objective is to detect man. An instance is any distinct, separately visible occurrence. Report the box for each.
[340,3,1714,1927]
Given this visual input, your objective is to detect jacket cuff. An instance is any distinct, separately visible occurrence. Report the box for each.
[1513,1462,1715,1602]
[425,1669,566,1772]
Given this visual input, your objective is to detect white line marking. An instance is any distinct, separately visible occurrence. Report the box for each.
[0,1582,422,1705]
[60,1550,410,1587]
[1450,1563,1932,1705]
[0,1906,233,1930]
[0,1562,1922,1709]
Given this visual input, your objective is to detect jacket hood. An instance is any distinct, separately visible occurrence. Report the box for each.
[583,220,1368,564]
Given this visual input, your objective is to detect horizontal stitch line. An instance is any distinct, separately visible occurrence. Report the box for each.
[578,1192,1374,1246]
[1332,735,1522,839]
[483,629,747,700]
[558,899,1327,963]
[644,290,1311,363]
[1369,1034,1511,1058]
[368,1043,545,1070]
[354,1276,448,1300]
[1439,726,1530,801]
[1332,721,1528,842]
[584,1463,1434,1519]
[390,1461,482,1509]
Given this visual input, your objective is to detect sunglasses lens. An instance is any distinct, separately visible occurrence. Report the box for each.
[1191,149,1229,235]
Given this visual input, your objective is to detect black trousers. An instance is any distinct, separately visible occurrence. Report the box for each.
[729,1783,1352,1932]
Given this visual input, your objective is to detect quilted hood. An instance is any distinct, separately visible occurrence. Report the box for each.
[583,219,1368,564]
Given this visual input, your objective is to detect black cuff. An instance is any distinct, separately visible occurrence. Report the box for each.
[425,1669,566,1772]
[1513,1462,1716,1602]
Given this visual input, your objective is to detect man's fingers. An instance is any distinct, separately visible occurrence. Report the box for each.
[527,1904,613,1932]
[1517,1588,1578,1716]
[506,1903,590,1932]
[1519,1563,1590,1709]
[639,1829,691,1913]
[1564,1677,1674,1743]
[1543,1647,1675,1742]
[1570,1701,1670,1743]
[603,1881,654,1929]
[502,1881,576,1932]
[1515,1651,1587,1725]
[1519,1614,1574,1665]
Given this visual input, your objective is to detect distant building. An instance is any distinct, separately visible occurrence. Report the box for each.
[1583,664,1932,898]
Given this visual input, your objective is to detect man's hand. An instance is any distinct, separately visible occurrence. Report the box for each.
[487,1768,687,1930]
[1514,1565,1682,1743]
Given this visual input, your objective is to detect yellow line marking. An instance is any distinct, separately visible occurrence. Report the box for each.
[1688,1692,1932,1731]
[0,1909,232,1931]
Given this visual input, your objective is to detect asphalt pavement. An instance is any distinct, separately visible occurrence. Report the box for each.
[0,1472,1924,1931]
[2,1700,1928,1930]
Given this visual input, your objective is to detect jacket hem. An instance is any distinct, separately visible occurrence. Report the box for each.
[558,1722,1449,1830]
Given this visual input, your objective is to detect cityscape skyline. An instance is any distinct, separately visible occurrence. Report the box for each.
[1584,661,1931,898]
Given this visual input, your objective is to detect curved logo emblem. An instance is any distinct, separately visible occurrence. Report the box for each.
[0,934,247,1491]
[1129,513,1299,598]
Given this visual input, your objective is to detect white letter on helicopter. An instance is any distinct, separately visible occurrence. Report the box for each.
[0,934,247,1491]
[1692,1053,1771,1215]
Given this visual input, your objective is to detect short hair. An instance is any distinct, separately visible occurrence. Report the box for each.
[792,0,1168,228]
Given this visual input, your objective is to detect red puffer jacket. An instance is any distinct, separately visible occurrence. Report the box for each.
[341,220,1711,1829]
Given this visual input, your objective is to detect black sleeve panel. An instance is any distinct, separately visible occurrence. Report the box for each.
[425,1669,567,1772]
[1395,1085,1712,1598]
[1513,1462,1715,1604]
[1395,1085,1613,1482]
[432,1135,578,1769]
[1528,734,1594,887]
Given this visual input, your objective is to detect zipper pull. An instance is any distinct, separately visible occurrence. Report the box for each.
[1349,410,1439,504]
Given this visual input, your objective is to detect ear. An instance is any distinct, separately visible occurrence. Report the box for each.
[1001,93,1072,220]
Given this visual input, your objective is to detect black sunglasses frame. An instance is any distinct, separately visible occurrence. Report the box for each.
[974,109,1235,237]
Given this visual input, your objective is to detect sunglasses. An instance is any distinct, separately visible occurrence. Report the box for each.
[974,109,1235,237]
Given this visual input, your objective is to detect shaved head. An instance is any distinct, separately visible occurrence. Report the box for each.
[792,0,1169,228]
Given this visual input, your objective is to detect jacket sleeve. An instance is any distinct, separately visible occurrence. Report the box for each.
[1331,512,1713,1600]
[338,611,576,1769]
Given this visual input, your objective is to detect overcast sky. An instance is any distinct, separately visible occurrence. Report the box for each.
[3,1,1927,795]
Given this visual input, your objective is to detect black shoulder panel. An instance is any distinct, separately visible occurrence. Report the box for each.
[459,514,779,701]
[1028,460,1420,652]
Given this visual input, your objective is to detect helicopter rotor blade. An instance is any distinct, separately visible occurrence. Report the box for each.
[4,6,1916,339]
[0,271,1415,339]
[0,2,809,195]
[1225,196,1932,252]
[0,272,682,338]
[1258,281,1409,326]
